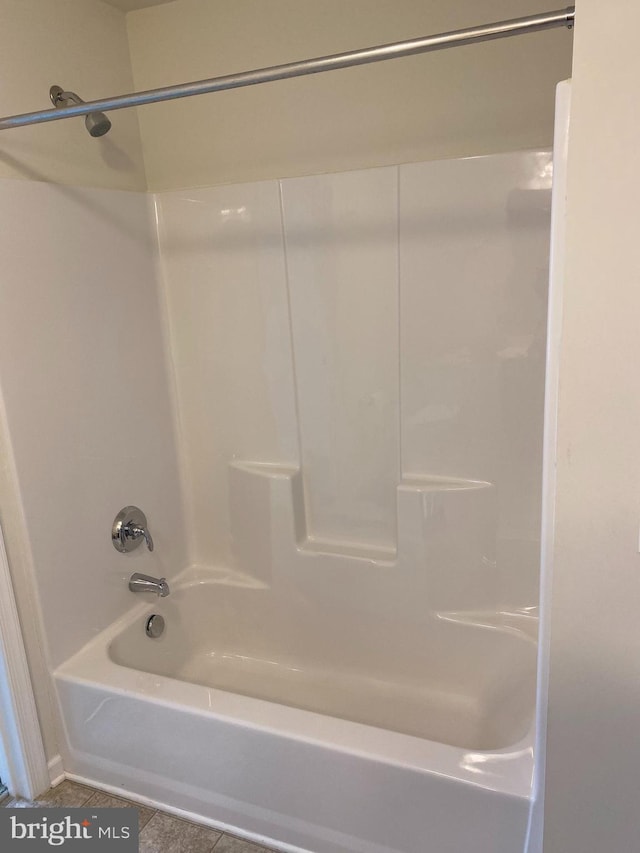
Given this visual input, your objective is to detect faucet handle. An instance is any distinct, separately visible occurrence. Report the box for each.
[129,523,154,552]
[142,526,154,552]
[112,506,154,553]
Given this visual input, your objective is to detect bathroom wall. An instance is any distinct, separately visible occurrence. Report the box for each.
[126,0,573,191]
[542,1,640,851]
[156,149,551,607]
[0,180,186,666]
[0,0,566,791]
[0,0,179,767]
[0,0,145,190]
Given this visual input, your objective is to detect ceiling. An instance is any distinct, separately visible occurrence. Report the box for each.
[102,0,176,12]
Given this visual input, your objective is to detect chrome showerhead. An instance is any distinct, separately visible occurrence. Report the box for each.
[84,111,112,138]
[50,85,112,138]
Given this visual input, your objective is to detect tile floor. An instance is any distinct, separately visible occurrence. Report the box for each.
[1,780,284,853]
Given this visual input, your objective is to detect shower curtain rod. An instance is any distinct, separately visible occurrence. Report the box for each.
[0,7,574,132]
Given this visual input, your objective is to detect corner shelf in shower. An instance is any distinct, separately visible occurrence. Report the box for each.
[228,460,500,614]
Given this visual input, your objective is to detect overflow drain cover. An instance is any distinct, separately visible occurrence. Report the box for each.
[146,614,165,639]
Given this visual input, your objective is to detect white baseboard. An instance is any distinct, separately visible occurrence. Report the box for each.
[64,772,311,853]
[47,755,65,788]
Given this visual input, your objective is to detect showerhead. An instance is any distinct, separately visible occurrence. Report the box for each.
[85,111,112,138]
[50,85,112,138]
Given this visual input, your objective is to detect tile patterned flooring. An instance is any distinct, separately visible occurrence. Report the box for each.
[1,780,283,853]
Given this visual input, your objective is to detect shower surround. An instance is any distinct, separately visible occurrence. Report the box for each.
[156,152,549,589]
[1,150,551,853]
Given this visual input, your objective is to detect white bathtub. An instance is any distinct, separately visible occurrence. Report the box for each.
[54,566,537,853]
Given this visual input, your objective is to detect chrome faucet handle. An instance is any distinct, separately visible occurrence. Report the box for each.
[128,523,154,552]
[112,506,154,553]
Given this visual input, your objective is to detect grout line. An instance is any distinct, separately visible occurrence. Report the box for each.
[140,809,158,834]
[213,830,279,852]
[35,783,282,852]
[78,789,93,807]
[84,790,159,833]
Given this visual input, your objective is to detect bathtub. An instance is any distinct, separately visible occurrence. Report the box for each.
[54,565,536,853]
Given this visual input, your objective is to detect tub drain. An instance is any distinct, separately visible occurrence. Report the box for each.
[145,614,165,638]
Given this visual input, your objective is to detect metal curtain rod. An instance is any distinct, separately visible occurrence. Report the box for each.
[0,7,574,132]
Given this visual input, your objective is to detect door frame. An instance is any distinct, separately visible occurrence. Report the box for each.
[0,517,50,799]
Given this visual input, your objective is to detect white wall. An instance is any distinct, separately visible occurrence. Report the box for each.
[0,0,570,797]
[0,0,145,190]
[127,0,572,191]
[542,2,640,851]
[0,179,187,669]
[0,0,152,768]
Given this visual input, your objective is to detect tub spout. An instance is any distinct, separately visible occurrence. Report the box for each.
[129,572,170,597]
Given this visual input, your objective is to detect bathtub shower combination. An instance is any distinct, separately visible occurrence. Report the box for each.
[51,148,551,853]
[0,9,571,853]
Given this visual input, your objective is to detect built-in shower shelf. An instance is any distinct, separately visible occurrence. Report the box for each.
[229,460,500,611]
[437,609,539,642]
[230,460,299,479]
[399,475,493,492]
[298,536,396,565]
[295,476,494,564]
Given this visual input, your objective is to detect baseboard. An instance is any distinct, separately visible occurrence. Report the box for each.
[63,772,311,853]
[47,755,65,788]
